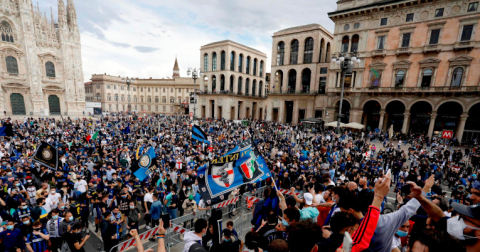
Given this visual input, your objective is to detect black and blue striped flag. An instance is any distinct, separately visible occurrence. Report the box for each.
[192,125,210,145]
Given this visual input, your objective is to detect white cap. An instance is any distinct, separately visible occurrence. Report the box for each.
[304,193,313,205]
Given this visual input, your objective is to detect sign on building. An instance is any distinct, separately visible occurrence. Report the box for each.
[442,130,454,139]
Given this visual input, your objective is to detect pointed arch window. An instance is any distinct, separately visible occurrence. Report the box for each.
[45,61,55,77]
[0,21,14,43]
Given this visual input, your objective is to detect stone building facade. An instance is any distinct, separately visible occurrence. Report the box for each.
[197,40,268,120]
[268,24,333,124]
[0,0,85,116]
[89,58,194,115]
[327,0,480,142]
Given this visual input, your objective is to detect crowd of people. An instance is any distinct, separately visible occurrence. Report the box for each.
[0,112,478,252]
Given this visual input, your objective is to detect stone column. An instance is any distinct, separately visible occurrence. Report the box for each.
[378,110,386,131]
[456,113,469,142]
[427,112,437,138]
[402,110,410,134]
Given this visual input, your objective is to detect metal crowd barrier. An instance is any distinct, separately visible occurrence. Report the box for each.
[109,186,296,252]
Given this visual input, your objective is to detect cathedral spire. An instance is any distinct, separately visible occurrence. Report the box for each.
[58,0,66,25]
[66,0,77,27]
[173,57,180,78]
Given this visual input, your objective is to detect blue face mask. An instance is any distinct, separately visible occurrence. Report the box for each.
[15,183,20,187]
[60,206,65,210]
[224,238,231,242]
[396,230,408,237]
[23,220,29,225]
[6,225,14,230]
[282,220,289,227]
[52,215,59,219]
[69,216,74,221]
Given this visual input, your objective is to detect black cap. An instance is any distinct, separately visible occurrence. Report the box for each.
[452,202,480,220]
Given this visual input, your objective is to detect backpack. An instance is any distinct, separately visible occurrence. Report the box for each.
[251,193,280,230]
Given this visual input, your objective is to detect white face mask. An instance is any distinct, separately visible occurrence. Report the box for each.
[447,215,480,240]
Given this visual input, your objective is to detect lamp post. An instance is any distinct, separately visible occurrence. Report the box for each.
[331,52,361,134]
[187,68,203,120]
[122,77,135,114]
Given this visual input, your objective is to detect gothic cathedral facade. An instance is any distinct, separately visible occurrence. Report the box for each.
[0,0,84,117]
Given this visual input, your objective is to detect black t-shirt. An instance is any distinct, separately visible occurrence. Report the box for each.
[66,232,85,252]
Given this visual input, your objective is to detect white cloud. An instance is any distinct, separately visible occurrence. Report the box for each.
[39,0,336,81]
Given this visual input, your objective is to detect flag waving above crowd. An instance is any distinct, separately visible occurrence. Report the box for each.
[197,138,270,205]
[191,125,210,145]
[132,147,157,181]
[32,141,59,171]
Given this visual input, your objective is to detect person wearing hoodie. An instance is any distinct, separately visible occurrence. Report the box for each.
[182,194,197,228]
[183,218,208,252]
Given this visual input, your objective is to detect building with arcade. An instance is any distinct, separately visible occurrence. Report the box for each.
[326,0,480,143]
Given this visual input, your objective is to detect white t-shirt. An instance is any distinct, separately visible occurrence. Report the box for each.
[315,194,325,204]
[47,193,61,209]
[144,193,154,203]
[74,180,88,193]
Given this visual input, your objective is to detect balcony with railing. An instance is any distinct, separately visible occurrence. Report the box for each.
[268,89,318,95]
[454,41,474,51]
[396,47,412,55]
[372,49,386,57]
[423,44,441,53]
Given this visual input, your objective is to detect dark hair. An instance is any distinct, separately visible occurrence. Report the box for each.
[332,186,346,198]
[32,220,42,227]
[244,231,261,250]
[226,220,233,227]
[264,187,272,200]
[71,222,84,231]
[222,229,232,238]
[285,196,296,208]
[36,198,45,205]
[329,212,358,233]
[51,209,60,214]
[287,220,319,252]
[337,193,362,212]
[283,208,300,222]
[408,230,462,252]
[194,219,208,234]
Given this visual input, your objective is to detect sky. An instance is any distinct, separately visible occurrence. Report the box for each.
[39,0,336,82]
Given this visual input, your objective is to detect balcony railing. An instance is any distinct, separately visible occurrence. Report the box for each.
[423,44,441,53]
[268,90,318,95]
[197,90,267,98]
[372,49,386,57]
[454,40,474,51]
[328,86,480,93]
[396,47,412,55]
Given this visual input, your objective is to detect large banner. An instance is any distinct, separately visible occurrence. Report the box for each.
[197,138,270,205]
[33,142,59,171]
[133,147,157,181]
[192,125,210,145]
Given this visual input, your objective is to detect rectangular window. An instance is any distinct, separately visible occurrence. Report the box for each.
[319,77,326,94]
[435,8,444,17]
[461,25,474,41]
[429,29,440,44]
[377,36,386,49]
[380,18,388,26]
[315,110,323,118]
[406,13,414,22]
[401,33,411,47]
[468,2,478,12]
[320,67,328,74]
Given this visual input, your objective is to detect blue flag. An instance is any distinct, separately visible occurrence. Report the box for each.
[192,125,210,145]
[197,138,270,205]
[133,147,156,181]
[0,126,6,136]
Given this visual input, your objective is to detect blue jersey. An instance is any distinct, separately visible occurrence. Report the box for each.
[25,228,49,252]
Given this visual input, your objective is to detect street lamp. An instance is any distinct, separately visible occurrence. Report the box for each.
[187,68,203,120]
[122,77,135,114]
[331,52,361,134]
